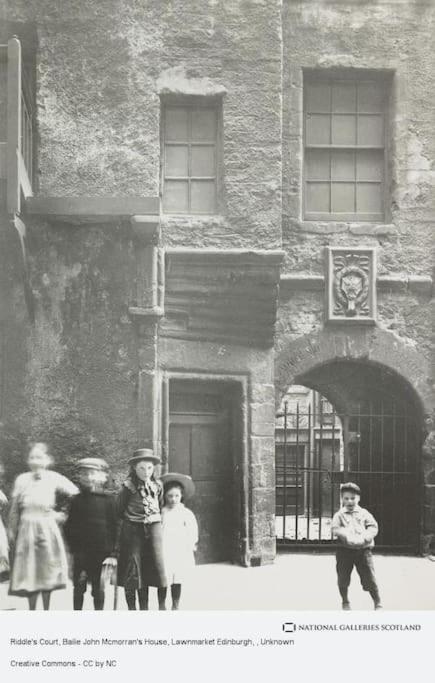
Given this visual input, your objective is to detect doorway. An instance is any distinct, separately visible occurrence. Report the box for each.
[168,380,237,563]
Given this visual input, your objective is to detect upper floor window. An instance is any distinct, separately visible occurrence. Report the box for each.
[162,102,219,215]
[304,73,387,222]
[1,35,36,214]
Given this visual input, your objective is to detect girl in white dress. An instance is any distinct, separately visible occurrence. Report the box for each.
[8,443,78,610]
[160,473,198,610]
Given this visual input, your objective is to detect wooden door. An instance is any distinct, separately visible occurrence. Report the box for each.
[169,384,233,563]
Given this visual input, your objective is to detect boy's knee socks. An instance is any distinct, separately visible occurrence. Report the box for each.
[338,586,349,602]
[73,588,84,610]
[369,587,381,604]
[157,587,167,610]
[138,587,149,610]
[125,588,136,610]
[93,593,104,610]
[171,583,181,608]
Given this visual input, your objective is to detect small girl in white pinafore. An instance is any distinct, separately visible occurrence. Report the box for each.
[160,473,198,610]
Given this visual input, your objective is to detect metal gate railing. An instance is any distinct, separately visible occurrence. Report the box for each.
[275,400,420,551]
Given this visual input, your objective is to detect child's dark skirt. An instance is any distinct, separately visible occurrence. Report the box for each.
[117,520,167,588]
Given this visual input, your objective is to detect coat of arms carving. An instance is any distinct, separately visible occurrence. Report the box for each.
[326,248,377,324]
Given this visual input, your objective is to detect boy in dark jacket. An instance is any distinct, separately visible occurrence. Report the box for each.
[64,458,118,610]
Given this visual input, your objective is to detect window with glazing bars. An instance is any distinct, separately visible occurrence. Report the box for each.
[162,105,218,214]
[304,76,387,221]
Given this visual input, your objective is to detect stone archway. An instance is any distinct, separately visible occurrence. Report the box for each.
[275,327,434,553]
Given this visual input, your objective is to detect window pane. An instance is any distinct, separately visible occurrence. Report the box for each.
[357,115,383,146]
[332,82,356,113]
[191,180,216,212]
[165,145,188,176]
[306,182,330,212]
[331,114,356,145]
[358,82,383,112]
[191,145,215,176]
[305,82,331,113]
[356,150,383,181]
[331,150,355,180]
[165,108,189,140]
[356,183,382,213]
[306,114,330,144]
[331,182,355,212]
[191,109,216,141]
[305,149,330,180]
[163,180,189,212]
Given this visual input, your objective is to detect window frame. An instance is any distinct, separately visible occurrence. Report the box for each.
[302,70,390,223]
[161,96,222,216]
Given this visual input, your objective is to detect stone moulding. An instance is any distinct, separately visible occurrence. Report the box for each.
[325,246,377,324]
[25,196,160,224]
[279,273,433,297]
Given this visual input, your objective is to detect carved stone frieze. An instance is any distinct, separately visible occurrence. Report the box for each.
[326,247,377,324]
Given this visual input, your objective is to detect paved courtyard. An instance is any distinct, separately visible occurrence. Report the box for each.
[1,553,434,611]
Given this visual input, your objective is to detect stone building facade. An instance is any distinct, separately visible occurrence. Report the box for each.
[0,0,433,566]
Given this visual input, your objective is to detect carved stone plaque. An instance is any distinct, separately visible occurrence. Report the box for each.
[326,247,377,324]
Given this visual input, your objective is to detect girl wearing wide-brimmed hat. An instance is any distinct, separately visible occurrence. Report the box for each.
[116,448,167,610]
[159,472,198,610]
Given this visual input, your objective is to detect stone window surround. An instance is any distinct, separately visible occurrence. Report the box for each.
[285,65,396,232]
[303,72,388,222]
[160,94,224,218]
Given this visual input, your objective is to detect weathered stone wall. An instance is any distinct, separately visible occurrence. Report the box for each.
[280,0,434,334]
[0,216,140,488]
[0,0,282,477]
[5,0,282,249]
[278,0,434,411]
[278,0,435,550]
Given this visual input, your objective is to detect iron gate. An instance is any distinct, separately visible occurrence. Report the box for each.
[275,399,421,551]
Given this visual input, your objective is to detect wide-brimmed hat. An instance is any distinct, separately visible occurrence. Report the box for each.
[76,457,109,472]
[161,472,195,499]
[128,448,161,466]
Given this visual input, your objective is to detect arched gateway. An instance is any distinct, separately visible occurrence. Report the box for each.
[275,328,433,554]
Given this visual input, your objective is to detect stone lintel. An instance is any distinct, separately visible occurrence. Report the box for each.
[128,306,165,320]
[25,196,160,224]
[165,248,285,268]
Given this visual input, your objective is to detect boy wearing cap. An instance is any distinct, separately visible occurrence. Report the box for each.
[64,458,118,610]
[332,482,382,611]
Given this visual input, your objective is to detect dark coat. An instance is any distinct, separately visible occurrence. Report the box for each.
[64,490,118,558]
[115,479,166,588]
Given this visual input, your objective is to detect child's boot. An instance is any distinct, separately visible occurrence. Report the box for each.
[73,588,85,610]
[339,587,351,610]
[93,594,104,610]
[171,584,181,610]
[157,587,167,610]
[138,587,149,610]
